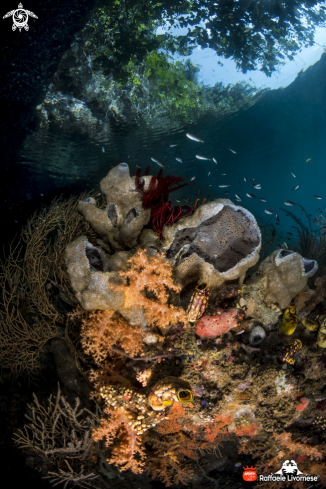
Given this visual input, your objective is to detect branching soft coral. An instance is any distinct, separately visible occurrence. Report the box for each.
[80,309,144,363]
[113,249,187,332]
[92,406,146,474]
[274,432,324,460]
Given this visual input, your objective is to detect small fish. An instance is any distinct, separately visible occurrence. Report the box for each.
[136,165,141,168]
[96,193,101,196]
[212,158,218,164]
[287,232,293,236]
[151,157,165,167]
[235,194,242,201]
[176,158,183,163]
[229,148,237,154]
[102,146,105,153]
[196,155,211,161]
[243,177,247,182]
[190,176,196,181]
[170,144,177,147]
[186,133,204,143]
[314,195,322,200]
[290,171,296,177]
[275,213,279,222]
[264,209,275,215]
[208,172,210,176]
[246,193,256,198]
[221,173,226,175]
[176,199,181,202]
[284,201,296,206]
[306,158,312,163]
[40,194,44,196]
[252,184,261,189]
[259,198,267,202]
[292,185,299,191]
[252,178,255,183]
[219,184,231,188]
[223,191,230,194]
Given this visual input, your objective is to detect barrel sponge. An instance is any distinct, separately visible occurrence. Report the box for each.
[255,248,318,310]
[64,236,147,328]
[77,163,151,251]
[160,199,261,295]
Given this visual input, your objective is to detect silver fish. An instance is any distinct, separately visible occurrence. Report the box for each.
[212,158,218,164]
[208,172,211,176]
[219,184,231,188]
[102,146,105,153]
[292,185,299,191]
[235,194,242,201]
[190,176,196,181]
[284,201,296,206]
[229,148,237,154]
[222,173,226,175]
[243,177,247,182]
[176,199,181,202]
[252,184,261,189]
[151,157,165,167]
[259,198,267,202]
[246,193,256,198]
[196,155,211,160]
[276,214,279,222]
[291,171,296,177]
[264,209,275,215]
[314,195,322,200]
[176,158,183,163]
[170,144,177,147]
[186,133,204,143]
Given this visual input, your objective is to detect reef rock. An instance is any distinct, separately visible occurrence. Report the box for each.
[146,199,261,298]
[244,249,318,329]
[78,163,151,251]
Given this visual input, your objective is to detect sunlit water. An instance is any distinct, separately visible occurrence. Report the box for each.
[9,48,326,255]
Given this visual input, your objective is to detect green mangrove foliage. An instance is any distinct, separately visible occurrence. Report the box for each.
[88,0,326,77]
[122,53,265,122]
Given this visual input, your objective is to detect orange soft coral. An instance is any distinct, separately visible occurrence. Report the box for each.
[80,309,144,363]
[113,249,187,333]
[273,432,324,461]
[92,406,146,474]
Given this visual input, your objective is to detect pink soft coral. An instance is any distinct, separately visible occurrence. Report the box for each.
[92,406,146,473]
[113,249,187,333]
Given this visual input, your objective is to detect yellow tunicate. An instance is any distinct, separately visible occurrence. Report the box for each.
[301,317,319,332]
[280,304,298,335]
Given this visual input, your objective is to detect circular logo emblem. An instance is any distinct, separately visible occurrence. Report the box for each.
[243,467,257,481]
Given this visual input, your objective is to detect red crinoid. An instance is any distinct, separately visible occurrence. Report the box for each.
[135,167,193,234]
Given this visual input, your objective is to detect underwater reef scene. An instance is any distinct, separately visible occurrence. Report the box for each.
[2,162,326,489]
